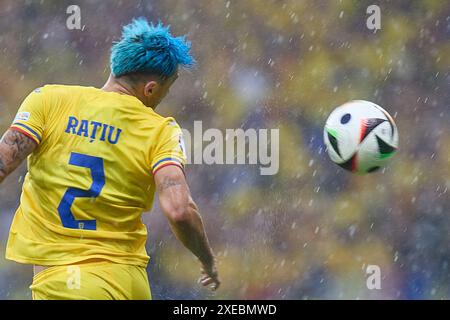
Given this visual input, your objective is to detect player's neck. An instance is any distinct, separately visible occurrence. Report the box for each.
[101,75,135,97]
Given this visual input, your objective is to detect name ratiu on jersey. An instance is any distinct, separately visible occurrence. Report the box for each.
[65,116,122,144]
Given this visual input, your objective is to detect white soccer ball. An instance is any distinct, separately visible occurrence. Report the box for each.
[323,100,399,174]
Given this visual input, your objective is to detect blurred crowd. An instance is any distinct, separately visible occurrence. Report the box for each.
[0,0,449,299]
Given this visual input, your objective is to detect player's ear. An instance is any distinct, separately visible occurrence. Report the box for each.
[144,81,158,97]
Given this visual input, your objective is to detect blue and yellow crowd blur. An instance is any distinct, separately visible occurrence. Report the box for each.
[0,0,449,299]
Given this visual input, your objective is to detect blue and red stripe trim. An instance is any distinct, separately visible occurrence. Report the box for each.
[152,157,182,170]
[152,157,184,175]
[11,123,42,142]
[153,162,184,175]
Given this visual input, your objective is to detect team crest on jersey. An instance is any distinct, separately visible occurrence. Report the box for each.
[14,111,30,121]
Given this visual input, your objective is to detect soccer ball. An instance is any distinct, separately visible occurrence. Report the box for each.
[323,100,398,174]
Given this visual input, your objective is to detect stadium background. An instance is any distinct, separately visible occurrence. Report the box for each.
[0,0,449,299]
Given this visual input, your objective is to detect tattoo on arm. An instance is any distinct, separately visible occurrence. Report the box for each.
[0,129,37,182]
[0,157,5,177]
[157,176,184,192]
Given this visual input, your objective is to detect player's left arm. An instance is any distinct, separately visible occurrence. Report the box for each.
[151,119,220,290]
[0,129,37,183]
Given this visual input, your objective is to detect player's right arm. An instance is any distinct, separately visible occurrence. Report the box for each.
[155,165,221,291]
[0,88,46,183]
[0,129,37,183]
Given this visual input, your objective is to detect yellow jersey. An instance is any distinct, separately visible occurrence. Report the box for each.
[6,85,186,267]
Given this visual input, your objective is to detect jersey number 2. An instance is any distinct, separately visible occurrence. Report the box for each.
[57,152,105,230]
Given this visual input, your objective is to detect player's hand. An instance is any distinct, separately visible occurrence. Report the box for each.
[198,259,221,291]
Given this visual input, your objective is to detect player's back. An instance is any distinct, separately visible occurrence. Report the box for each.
[6,85,186,267]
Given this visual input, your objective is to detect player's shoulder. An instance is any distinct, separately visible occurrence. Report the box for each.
[39,84,95,95]
[148,111,182,135]
[30,84,95,101]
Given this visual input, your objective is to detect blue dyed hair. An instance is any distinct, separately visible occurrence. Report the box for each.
[110,18,195,79]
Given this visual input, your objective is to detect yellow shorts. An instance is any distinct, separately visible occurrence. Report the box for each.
[30,261,152,300]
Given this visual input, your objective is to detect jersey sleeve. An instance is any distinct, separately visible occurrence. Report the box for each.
[150,119,187,175]
[10,87,47,144]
